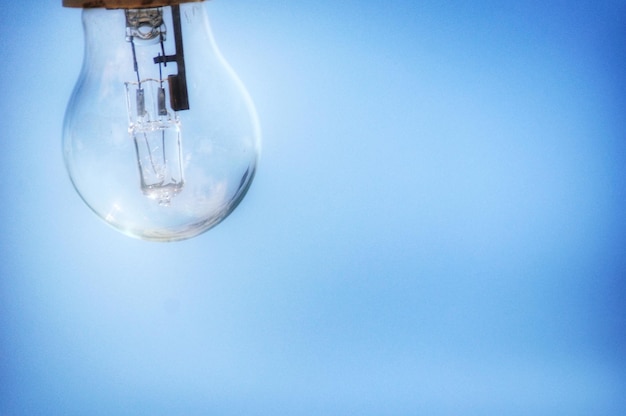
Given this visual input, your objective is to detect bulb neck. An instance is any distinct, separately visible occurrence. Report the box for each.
[63,0,205,8]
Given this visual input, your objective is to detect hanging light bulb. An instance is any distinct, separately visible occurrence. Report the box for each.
[62,0,261,242]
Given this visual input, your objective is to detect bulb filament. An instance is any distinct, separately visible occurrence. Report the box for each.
[124,6,188,206]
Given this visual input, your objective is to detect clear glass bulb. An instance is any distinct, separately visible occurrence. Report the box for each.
[63,3,260,242]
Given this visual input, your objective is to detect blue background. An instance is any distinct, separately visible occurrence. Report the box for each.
[1,1,626,414]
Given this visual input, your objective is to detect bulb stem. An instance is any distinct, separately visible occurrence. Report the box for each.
[152,5,189,111]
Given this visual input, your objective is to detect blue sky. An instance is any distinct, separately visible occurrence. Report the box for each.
[1,1,626,414]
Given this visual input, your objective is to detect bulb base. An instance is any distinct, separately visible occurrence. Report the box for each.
[63,0,204,8]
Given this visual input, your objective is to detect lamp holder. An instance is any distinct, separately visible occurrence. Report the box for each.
[63,0,205,8]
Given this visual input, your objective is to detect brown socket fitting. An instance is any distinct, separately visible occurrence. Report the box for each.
[63,0,205,8]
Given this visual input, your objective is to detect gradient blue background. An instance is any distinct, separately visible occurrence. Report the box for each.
[1,1,625,414]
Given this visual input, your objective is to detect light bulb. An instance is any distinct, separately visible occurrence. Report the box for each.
[62,0,261,242]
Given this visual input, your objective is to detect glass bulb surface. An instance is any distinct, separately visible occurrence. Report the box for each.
[63,3,260,242]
